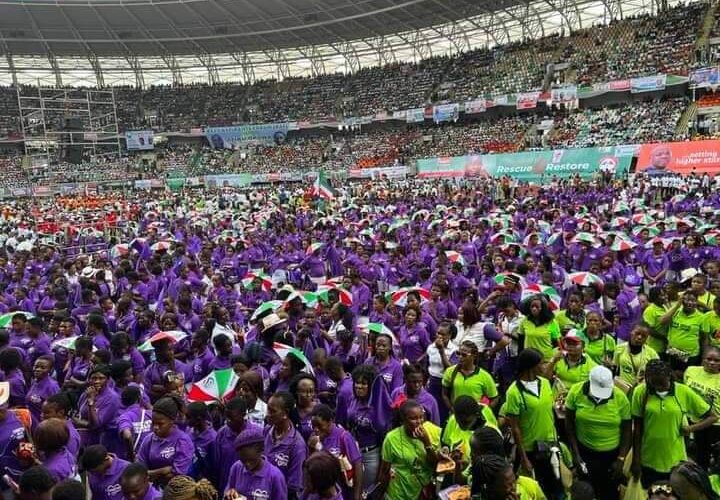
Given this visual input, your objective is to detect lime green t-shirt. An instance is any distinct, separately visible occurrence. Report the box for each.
[668,309,705,356]
[703,311,720,348]
[441,364,499,404]
[553,353,596,398]
[502,377,556,451]
[631,382,711,472]
[612,343,659,389]
[440,406,499,460]
[519,318,561,361]
[711,474,720,495]
[516,475,547,500]
[381,421,441,499]
[643,303,669,354]
[584,334,616,365]
[684,366,720,425]
[555,309,585,332]
[565,381,631,451]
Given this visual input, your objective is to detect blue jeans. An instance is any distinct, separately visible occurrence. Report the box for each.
[362,446,380,494]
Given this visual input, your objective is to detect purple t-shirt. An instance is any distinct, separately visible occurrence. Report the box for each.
[116,405,152,460]
[42,447,76,482]
[264,425,307,494]
[88,455,130,500]
[136,426,194,476]
[0,411,27,482]
[225,457,288,499]
[26,376,60,429]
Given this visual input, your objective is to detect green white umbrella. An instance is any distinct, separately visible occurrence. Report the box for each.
[186,368,239,404]
[273,342,314,375]
[250,300,283,322]
[306,242,324,255]
[0,312,34,328]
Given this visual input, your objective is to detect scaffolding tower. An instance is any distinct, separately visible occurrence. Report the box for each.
[17,86,122,167]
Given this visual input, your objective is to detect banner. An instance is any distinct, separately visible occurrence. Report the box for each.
[432,103,459,123]
[551,86,578,104]
[631,74,667,93]
[205,123,293,149]
[204,174,253,187]
[405,108,425,123]
[464,99,487,114]
[492,95,509,106]
[591,79,631,92]
[417,146,632,181]
[690,67,720,87]
[517,92,541,110]
[637,140,720,175]
[166,178,185,191]
[125,130,154,151]
[347,166,408,179]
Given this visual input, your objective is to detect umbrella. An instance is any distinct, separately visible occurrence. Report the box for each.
[52,336,81,351]
[250,300,284,322]
[138,330,188,352]
[705,231,720,246]
[306,242,324,255]
[632,213,654,225]
[494,272,525,288]
[545,232,563,246]
[0,312,35,328]
[610,239,637,252]
[412,209,430,220]
[316,285,353,306]
[490,232,516,245]
[110,244,130,260]
[273,342,314,374]
[390,287,432,307]
[366,323,399,345]
[241,272,272,292]
[610,217,630,228]
[571,232,600,246]
[521,284,561,310]
[150,241,172,252]
[568,272,604,289]
[644,237,673,249]
[632,225,661,237]
[186,368,239,404]
[445,251,466,266]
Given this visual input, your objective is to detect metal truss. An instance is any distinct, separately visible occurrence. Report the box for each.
[0,0,693,87]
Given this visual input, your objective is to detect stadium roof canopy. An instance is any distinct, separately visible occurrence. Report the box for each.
[0,0,675,87]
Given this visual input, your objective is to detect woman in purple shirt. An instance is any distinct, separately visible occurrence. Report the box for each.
[364,333,403,394]
[265,391,308,499]
[398,308,431,364]
[117,386,152,461]
[225,425,288,500]
[390,363,440,425]
[25,355,59,430]
[308,404,363,500]
[74,364,121,449]
[34,417,77,482]
[0,348,26,408]
[136,396,194,488]
[289,373,319,441]
[83,444,131,500]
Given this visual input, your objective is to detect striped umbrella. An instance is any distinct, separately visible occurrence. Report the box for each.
[250,300,284,322]
[273,342,314,375]
[610,239,637,252]
[390,287,432,307]
[186,368,239,404]
[632,213,654,225]
[0,312,35,329]
[138,330,188,352]
[445,251,466,266]
[521,284,562,310]
[241,272,272,292]
[316,285,353,306]
[568,272,604,289]
[306,242,324,255]
[110,244,130,260]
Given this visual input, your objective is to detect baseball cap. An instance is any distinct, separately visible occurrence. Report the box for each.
[588,366,613,400]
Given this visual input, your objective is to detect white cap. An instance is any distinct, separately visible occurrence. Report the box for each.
[589,365,613,400]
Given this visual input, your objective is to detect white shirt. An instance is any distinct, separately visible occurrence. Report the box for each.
[427,340,458,379]
[247,398,267,427]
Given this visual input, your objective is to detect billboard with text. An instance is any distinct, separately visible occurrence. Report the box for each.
[636,140,720,175]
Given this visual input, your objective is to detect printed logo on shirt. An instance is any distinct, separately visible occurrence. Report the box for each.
[273,452,290,468]
[29,395,42,404]
[251,489,270,500]
[105,483,121,496]
[159,446,176,459]
[132,419,152,435]
[11,428,24,440]
[382,373,393,383]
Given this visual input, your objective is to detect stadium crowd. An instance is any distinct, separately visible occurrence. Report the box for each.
[0,172,718,500]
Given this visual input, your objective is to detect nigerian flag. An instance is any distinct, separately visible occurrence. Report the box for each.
[312,170,336,199]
